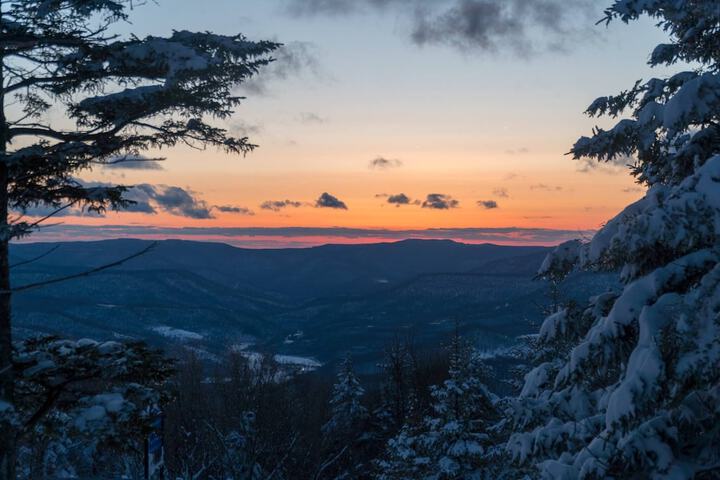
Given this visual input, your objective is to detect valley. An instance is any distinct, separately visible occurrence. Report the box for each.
[9,239,617,371]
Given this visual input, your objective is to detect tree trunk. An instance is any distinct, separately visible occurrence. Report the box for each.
[0,165,14,480]
[0,19,16,478]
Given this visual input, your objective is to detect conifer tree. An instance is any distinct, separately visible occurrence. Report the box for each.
[375,338,419,432]
[323,354,368,440]
[377,335,496,479]
[507,2,720,478]
[13,336,174,479]
[317,354,370,480]
[0,2,278,477]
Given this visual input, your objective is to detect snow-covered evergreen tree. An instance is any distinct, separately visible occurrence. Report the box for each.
[375,338,420,433]
[377,335,496,480]
[0,2,278,477]
[12,336,173,479]
[316,354,370,480]
[323,354,369,439]
[507,2,720,478]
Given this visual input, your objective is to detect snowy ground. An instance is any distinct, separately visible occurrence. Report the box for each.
[150,326,203,341]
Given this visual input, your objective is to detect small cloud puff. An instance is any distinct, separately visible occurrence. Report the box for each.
[387,193,412,206]
[422,193,459,210]
[214,205,255,215]
[260,200,304,212]
[369,156,403,170]
[315,192,348,210]
[478,200,499,209]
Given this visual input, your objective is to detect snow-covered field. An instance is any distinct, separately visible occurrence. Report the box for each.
[151,326,203,341]
[273,354,322,368]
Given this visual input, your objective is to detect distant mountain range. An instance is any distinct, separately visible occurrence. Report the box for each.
[9,239,618,370]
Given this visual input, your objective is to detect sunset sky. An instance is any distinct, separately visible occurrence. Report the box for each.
[25,0,672,248]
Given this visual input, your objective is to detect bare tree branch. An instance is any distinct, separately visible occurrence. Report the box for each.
[8,242,156,293]
[314,445,348,480]
[9,244,60,269]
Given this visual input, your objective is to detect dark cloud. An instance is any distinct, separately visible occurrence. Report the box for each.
[26,225,595,247]
[260,199,304,212]
[15,180,152,218]
[284,0,596,55]
[377,193,421,206]
[387,193,412,206]
[122,197,157,214]
[272,42,321,78]
[315,192,348,210]
[422,193,459,210]
[530,183,563,192]
[102,154,164,170]
[412,1,528,52]
[478,200,499,209]
[16,182,214,219]
[17,204,104,218]
[214,205,255,215]
[492,188,509,198]
[132,184,214,219]
[242,41,322,94]
[369,156,403,170]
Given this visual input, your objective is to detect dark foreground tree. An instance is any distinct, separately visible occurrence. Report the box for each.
[0,2,279,477]
[14,336,173,478]
[507,1,720,478]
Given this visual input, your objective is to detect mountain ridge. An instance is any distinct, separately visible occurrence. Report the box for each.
[8,238,617,368]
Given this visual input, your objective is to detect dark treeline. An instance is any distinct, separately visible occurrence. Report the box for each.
[12,324,516,480]
[162,336,464,480]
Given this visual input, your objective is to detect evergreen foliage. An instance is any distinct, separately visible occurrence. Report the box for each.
[506,2,720,478]
[0,2,278,478]
[377,335,496,480]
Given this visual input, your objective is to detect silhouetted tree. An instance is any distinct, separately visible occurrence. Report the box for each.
[0,2,278,477]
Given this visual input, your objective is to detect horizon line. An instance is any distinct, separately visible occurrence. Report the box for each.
[14,224,593,249]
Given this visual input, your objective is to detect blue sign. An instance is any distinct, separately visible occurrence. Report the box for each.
[145,407,165,480]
